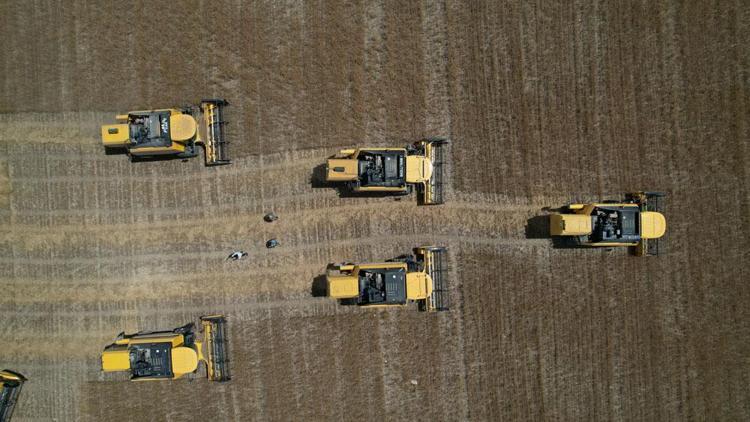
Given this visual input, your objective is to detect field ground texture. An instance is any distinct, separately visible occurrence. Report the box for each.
[1,1,748,421]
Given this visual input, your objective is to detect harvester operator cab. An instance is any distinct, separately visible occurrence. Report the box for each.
[128,112,171,148]
[358,268,407,305]
[129,343,174,379]
[590,206,640,243]
[358,150,406,188]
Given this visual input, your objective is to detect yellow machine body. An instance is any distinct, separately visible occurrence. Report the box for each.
[100,100,230,166]
[325,139,448,204]
[327,262,434,302]
[326,158,359,181]
[549,213,591,236]
[100,316,230,382]
[101,123,130,146]
[405,155,433,183]
[640,211,667,239]
[328,273,360,298]
[101,332,200,380]
[549,192,667,256]
[405,272,432,300]
[326,246,449,311]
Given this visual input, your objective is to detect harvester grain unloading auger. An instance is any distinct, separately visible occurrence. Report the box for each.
[325,137,450,205]
[100,315,230,382]
[101,99,231,166]
[0,370,26,422]
[325,246,450,311]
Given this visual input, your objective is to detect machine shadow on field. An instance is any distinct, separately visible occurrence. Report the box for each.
[311,274,328,297]
[525,215,551,239]
[310,163,329,189]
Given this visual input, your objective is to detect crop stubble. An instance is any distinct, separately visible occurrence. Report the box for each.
[0,0,747,421]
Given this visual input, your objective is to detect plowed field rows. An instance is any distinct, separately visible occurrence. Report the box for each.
[1,1,747,421]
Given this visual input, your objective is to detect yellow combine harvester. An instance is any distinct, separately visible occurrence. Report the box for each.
[101,99,230,166]
[0,370,26,422]
[101,315,230,382]
[327,246,449,311]
[549,192,667,256]
[326,138,448,204]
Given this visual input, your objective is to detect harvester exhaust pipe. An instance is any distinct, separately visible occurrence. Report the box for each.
[200,315,231,382]
[200,99,231,166]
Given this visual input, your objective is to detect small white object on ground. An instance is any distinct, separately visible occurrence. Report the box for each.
[227,251,248,261]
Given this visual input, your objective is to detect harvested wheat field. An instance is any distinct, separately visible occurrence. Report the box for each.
[1,1,748,421]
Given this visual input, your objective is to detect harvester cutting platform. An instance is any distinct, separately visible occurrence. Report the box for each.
[326,246,449,311]
[101,99,230,166]
[101,315,230,382]
[0,370,26,422]
[549,191,667,256]
[326,138,449,204]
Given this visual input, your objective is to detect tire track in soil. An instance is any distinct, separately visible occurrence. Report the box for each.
[0,131,548,417]
[2,134,551,421]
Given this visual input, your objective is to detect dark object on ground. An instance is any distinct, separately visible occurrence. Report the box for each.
[264,212,278,222]
[266,239,279,248]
